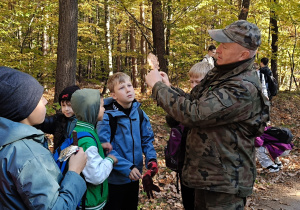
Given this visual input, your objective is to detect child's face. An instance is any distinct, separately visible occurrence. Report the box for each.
[98,98,105,121]
[111,79,135,108]
[190,75,205,88]
[24,96,48,126]
[61,101,74,118]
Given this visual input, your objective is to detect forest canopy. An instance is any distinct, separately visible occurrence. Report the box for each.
[0,0,299,92]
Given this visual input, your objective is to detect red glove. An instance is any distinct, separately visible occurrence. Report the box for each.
[142,170,160,199]
[147,161,158,177]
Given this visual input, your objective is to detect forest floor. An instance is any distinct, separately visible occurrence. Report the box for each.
[44,87,300,210]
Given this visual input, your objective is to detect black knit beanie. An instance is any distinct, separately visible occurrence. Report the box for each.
[58,85,80,105]
[0,66,44,122]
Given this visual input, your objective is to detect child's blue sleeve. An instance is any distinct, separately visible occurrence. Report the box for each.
[96,113,111,144]
[141,111,157,167]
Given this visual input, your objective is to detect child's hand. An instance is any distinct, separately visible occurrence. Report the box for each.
[129,167,142,181]
[159,71,171,87]
[107,154,118,166]
[101,142,113,154]
[68,147,87,174]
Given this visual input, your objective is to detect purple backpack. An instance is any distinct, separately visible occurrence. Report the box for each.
[164,124,185,172]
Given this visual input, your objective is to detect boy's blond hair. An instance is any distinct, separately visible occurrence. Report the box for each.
[189,62,213,78]
[107,72,131,93]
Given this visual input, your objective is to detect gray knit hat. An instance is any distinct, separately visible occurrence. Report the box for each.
[0,66,44,122]
[208,20,261,50]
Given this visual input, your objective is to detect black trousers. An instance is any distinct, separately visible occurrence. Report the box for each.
[104,181,139,210]
[179,172,195,210]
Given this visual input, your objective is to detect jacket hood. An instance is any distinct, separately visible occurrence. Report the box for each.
[103,97,141,118]
[103,97,114,106]
[0,117,44,147]
[71,89,100,126]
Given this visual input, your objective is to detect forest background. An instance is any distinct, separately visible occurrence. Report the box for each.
[0,0,299,99]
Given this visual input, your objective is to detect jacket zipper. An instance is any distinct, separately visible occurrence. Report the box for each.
[130,118,135,165]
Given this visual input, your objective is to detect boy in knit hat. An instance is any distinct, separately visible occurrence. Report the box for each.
[71,88,118,210]
[0,66,87,209]
[36,85,80,151]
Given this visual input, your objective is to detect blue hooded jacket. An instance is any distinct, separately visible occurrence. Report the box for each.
[0,117,86,209]
[96,98,157,185]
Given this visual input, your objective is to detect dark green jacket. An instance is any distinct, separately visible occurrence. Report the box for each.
[152,58,270,197]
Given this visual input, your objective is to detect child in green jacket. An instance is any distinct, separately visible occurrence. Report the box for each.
[71,88,118,210]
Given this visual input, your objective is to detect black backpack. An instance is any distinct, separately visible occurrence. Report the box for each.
[265,74,278,97]
[264,127,293,144]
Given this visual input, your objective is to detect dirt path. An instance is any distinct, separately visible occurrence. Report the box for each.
[246,93,300,210]
[248,168,300,209]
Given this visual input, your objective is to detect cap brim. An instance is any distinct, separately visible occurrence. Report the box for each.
[208,29,234,43]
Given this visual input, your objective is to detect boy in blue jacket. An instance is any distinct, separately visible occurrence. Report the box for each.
[0,66,87,209]
[96,72,159,210]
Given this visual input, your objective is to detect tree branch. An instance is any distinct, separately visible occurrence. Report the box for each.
[115,0,154,51]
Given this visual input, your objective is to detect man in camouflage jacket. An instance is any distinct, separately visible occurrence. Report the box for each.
[146,20,270,209]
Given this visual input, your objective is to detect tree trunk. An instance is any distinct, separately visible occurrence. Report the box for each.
[151,0,168,73]
[130,22,138,88]
[140,3,147,93]
[54,0,78,102]
[105,0,113,76]
[117,31,122,72]
[42,16,49,56]
[238,0,250,20]
[166,0,172,68]
[270,0,278,82]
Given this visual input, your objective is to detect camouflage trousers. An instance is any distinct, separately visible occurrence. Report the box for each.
[194,189,246,210]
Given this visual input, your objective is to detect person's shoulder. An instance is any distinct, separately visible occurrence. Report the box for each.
[227,71,259,93]
[77,130,97,147]
[202,54,209,60]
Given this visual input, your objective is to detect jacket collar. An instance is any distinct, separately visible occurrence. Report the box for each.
[205,57,254,86]
[76,121,95,131]
[0,117,44,148]
[191,57,255,96]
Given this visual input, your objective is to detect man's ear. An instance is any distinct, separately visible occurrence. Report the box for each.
[240,50,250,60]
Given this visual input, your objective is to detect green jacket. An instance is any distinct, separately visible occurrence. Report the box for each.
[152,58,270,197]
[74,122,109,209]
[71,89,113,209]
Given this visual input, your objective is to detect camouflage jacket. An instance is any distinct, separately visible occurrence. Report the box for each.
[152,57,270,197]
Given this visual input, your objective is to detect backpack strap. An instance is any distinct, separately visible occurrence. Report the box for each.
[137,107,144,130]
[108,107,144,143]
[107,113,117,143]
[53,131,97,175]
[76,131,98,148]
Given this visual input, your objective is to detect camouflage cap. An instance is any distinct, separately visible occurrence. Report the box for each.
[208,20,261,50]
